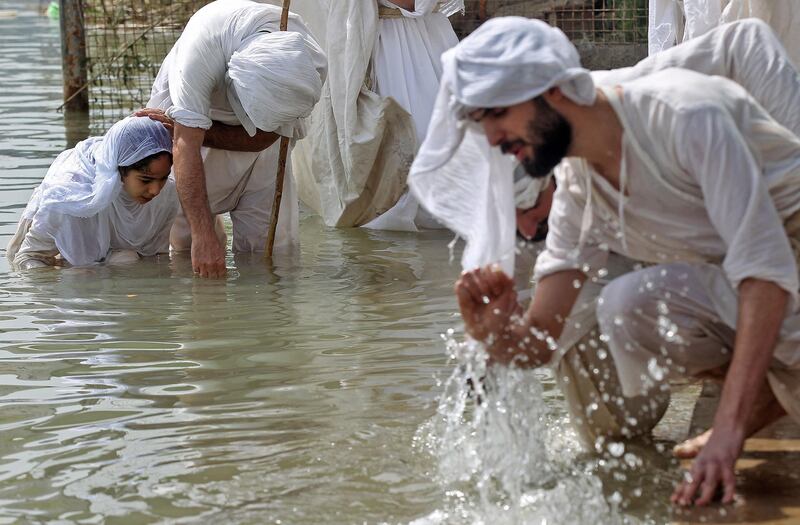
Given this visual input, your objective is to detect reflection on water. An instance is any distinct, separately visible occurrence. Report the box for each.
[0,2,684,523]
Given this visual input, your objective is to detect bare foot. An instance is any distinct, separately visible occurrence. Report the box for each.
[673,428,711,459]
[673,381,786,460]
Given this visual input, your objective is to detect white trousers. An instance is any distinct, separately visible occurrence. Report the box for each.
[596,262,800,425]
[170,141,299,254]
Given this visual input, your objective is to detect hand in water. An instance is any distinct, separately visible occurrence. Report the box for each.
[455,265,518,342]
[191,233,227,278]
[671,426,743,506]
[134,108,174,137]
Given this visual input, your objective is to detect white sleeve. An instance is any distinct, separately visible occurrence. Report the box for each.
[164,16,228,129]
[676,106,799,303]
[533,161,610,281]
[14,222,59,268]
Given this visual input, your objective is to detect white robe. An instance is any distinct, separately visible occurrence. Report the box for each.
[361,0,461,231]
[648,0,800,67]
[290,0,462,230]
[535,68,800,369]
[147,0,323,253]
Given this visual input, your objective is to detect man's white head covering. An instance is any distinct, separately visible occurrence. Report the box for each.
[20,117,178,266]
[409,17,595,274]
[227,30,327,138]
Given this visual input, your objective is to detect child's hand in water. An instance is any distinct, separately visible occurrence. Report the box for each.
[455,265,518,342]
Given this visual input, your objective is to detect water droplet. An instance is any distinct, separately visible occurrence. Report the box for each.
[608,442,625,457]
[647,358,665,381]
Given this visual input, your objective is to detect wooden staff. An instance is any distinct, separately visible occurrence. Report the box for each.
[265,0,292,259]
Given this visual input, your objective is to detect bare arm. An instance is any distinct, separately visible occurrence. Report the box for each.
[173,123,226,278]
[456,267,585,367]
[135,109,279,152]
[674,278,788,506]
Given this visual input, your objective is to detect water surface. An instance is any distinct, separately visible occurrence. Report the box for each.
[0,4,685,523]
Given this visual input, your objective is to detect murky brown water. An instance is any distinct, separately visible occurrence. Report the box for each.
[0,3,689,523]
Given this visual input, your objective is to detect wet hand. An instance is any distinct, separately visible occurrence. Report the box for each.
[455,265,518,342]
[671,427,743,507]
[191,234,227,278]
[134,108,174,137]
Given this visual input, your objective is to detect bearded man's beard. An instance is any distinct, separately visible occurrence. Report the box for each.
[520,97,572,178]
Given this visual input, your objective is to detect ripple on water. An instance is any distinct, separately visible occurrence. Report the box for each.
[0,7,684,523]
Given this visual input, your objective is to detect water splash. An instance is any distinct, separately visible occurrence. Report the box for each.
[413,333,630,524]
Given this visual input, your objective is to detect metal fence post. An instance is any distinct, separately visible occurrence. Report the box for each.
[59,0,89,112]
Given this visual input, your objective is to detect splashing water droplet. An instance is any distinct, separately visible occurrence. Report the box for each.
[608,442,625,457]
[647,358,665,381]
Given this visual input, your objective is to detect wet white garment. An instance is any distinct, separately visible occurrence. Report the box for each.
[7,117,177,267]
[597,262,800,424]
[290,0,462,230]
[534,68,800,367]
[412,19,800,277]
[168,142,299,254]
[360,0,461,232]
[148,0,325,252]
[648,0,800,67]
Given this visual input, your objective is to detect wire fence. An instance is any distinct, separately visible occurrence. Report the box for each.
[453,0,648,43]
[82,0,209,134]
[80,0,647,133]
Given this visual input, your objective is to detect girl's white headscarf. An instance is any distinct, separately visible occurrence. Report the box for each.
[21,117,177,266]
[408,17,595,274]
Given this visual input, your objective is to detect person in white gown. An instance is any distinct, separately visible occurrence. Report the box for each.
[7,117,177,269]
[140,0,327,278]
[410,17,800,507]
[290,0,463,231]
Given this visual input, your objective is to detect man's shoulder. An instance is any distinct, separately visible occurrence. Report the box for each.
[615,67,752,136]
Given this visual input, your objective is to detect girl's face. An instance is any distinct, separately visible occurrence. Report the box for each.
[121,154,172,204]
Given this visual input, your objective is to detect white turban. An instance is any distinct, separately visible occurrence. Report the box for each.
[159,1,327,140]
[409,17,595,274]
[227,30,327,138]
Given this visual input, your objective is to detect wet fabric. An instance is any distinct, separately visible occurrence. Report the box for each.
[7,117,177,267]
[597,261,800,425]
[535,68,800,369]
[147,0,322,252]
[648,0,800,67]
[149,0,326,139]
[291,0,463,229]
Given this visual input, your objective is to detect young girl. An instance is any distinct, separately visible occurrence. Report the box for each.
[7,117,178,269]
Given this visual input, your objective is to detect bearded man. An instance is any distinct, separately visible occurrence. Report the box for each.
[409,17,800,506]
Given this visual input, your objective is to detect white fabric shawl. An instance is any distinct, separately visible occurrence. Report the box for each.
[408,17,596,274]
[15,117,177,266]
